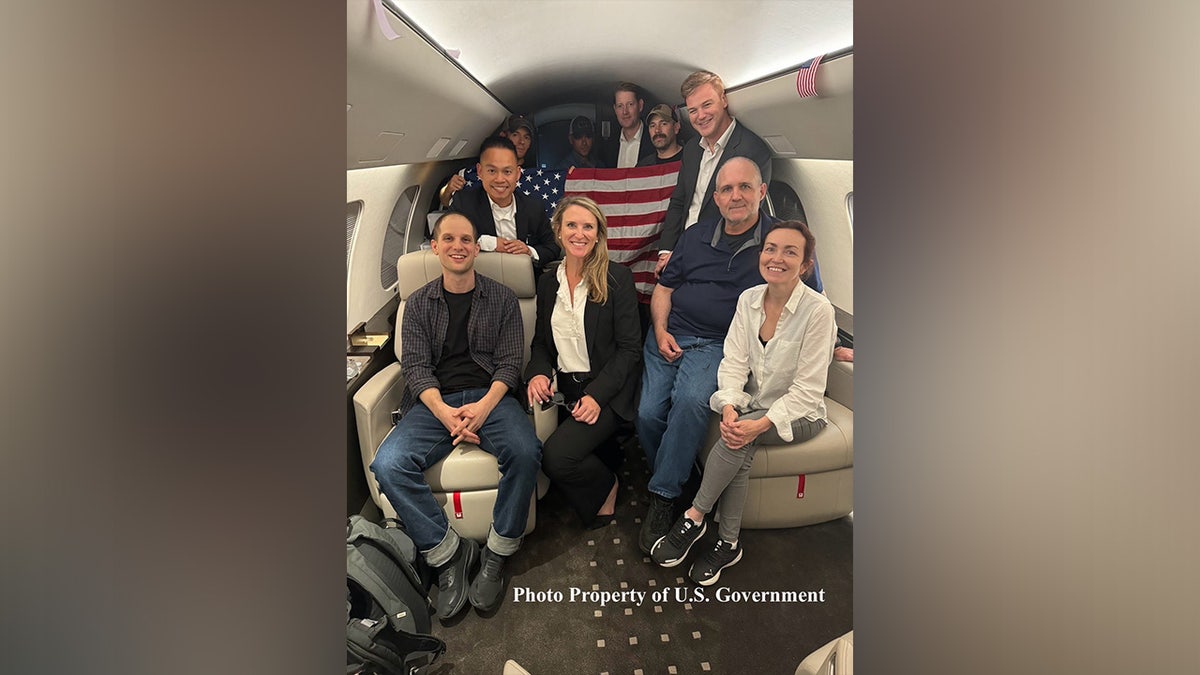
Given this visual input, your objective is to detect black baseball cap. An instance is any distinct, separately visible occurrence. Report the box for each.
[502,114,535,136]
[569,115,595,138]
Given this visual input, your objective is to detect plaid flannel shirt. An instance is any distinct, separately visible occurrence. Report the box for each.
[397,273,524,415]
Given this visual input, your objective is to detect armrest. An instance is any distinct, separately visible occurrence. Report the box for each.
[352,362,407,470]
[530,404,558,444]
[826,360,853,410]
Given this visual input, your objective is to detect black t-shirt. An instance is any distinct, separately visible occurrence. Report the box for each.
[721,225,759,256]
[436,287,492,395]
[636,149,683,166]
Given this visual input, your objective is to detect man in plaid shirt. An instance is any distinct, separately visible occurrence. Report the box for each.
[370,212,542,621]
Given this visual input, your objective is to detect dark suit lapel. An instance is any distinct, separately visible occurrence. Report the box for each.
[469,190,499,237]
[485,191,500,236]
[541,273,561,367]
[513,195,527,242]
[584,295,600,366]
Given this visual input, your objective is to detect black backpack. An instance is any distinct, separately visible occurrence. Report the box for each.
[346,516,446,675]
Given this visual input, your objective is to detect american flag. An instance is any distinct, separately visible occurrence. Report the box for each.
[565,163,680,302]
[459,166,565,218]
[796,54,823,98]
[461,163,681,301]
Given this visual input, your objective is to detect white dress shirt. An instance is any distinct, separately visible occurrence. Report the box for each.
[478,196,539,262]
[685,118,738,230]
[550,264,591,373]
[709,281,837,441]
[617,122,644,169]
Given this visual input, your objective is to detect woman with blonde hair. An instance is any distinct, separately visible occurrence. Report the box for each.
[525,196,642,529]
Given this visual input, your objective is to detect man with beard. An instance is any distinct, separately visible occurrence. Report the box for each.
[637,104,684,166]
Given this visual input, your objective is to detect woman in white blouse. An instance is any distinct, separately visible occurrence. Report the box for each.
[650,221,837,584]
[525,196,643,529]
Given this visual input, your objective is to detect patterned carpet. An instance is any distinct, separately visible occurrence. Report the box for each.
[418,435,853,675]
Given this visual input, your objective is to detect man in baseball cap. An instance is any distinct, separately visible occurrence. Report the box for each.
[561,115,606,171]
[437,113,537,208]
[636,104,684,166]
[500,114,536,168]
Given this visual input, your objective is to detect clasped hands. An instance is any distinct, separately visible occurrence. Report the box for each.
[433,398,498,446]
[720,405,773,450]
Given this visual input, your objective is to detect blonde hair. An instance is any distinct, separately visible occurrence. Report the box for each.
[550,196,610,305]
[681,70,725,100]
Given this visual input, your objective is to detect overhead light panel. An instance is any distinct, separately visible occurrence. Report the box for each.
[426,137,451,158]
[763,135,797,156]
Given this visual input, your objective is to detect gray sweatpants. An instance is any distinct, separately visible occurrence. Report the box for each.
[692,410,826,542]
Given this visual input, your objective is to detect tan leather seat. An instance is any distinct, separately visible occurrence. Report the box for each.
[352,250,554,541]
[795,630,853,675]
[699,360,853,529]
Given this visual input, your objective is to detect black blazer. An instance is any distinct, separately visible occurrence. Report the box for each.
[598,122,656,169]
[659,120,774,251]
[524,262,643,421]
[450,188,561,268]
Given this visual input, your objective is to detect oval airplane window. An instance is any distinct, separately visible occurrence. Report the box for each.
[380,185,419,289]
[346,200,362,277]
[767,181,808,224]
[846,191,854,233]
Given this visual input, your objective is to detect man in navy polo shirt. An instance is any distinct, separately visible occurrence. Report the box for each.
[635,157,823,554]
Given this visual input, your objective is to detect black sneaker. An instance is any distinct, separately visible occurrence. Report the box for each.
[468,546,508,612]
[689,539,743,586]
[650,514,707,567]
[434,538,479,621]
[638,493,675,555]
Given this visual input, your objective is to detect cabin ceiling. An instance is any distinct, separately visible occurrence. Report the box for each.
[389,0,853,112]
[349,0,853,168]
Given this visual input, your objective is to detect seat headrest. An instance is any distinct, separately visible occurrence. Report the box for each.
[396,250,536,300]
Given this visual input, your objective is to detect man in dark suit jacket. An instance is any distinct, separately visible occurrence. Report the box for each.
[450,136,560,271]
[656,70,774,274]
[598,82,657,169]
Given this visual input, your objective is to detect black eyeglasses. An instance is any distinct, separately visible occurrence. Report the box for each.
[526,392,571,414]
[541,392,569,411]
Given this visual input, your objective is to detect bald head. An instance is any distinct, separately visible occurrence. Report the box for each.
[715,156,762,187]
[713,157,767,231]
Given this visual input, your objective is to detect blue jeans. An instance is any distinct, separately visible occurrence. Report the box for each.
[370,390,542,561]
[635,331,724,499]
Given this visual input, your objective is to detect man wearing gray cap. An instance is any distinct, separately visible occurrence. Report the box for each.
[636,104,684,166]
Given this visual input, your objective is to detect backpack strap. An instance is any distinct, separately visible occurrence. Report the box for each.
[347,516,424,591]
[346,545,419,635]
[347,616,445,675]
